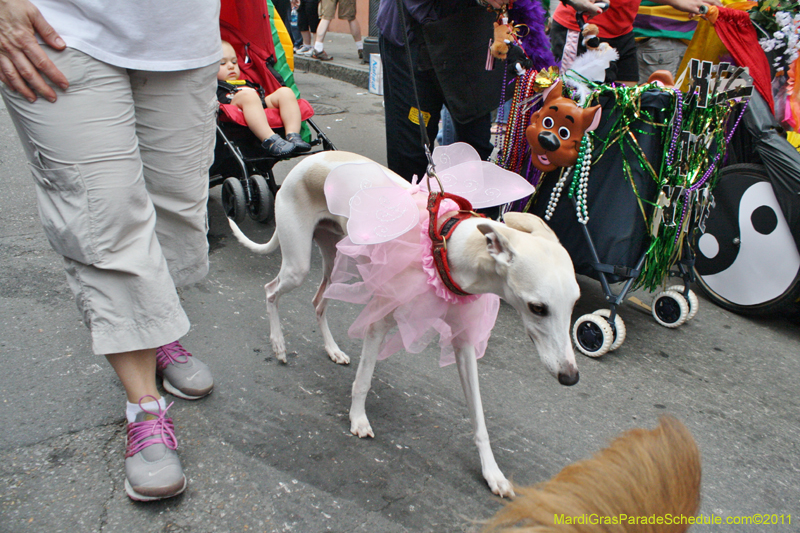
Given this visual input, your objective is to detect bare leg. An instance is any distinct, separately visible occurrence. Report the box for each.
[454,343,514,497]
[265,87,302,134]
[231,88,275,141]
[301,30,311,46]
[105,349,160,403]
[349,317,392,438]
[314,18,331,47]
[349,19,362,43]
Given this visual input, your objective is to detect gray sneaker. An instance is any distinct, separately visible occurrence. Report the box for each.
[124,397,186,501]
[156,341,213,400]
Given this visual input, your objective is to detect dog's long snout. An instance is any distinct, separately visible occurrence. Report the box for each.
[538,131,561,152]
[558,370,579,386]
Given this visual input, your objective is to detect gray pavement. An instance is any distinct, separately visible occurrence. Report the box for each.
[293,32,371,90]
[2,60,800,533]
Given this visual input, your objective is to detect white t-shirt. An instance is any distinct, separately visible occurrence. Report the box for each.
[33,0,222,71]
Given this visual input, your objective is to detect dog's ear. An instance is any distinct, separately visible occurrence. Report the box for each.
[541,79,563,103]
[477,223,515,266]
[583,105,602,133]
[503,212,560,243]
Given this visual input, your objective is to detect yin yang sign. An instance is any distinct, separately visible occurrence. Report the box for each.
[694,166,800,306]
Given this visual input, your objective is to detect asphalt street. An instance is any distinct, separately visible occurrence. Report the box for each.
[1,69,799,533]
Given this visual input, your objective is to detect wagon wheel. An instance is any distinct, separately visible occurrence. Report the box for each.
[692,163,800,315]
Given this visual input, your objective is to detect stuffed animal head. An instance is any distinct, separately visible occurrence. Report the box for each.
[491,22,513,59]
[581,24,601,49]
[525,80,602,172]
[647,70,675,88]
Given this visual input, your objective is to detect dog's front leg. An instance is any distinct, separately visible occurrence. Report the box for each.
[349,317,391,438]
[454,344,514,498]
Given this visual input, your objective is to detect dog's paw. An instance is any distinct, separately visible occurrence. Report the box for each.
[326,348,350,365]
[486,473,515,498]
[271,338,288,364]
[350,417,374,438]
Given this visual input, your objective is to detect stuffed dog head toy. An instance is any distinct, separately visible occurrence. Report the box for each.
[491,22,513,59]
[526,80,602,172]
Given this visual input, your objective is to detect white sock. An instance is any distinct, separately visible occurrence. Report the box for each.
[355,40,363,50]
[126,397,166,424]
[314,41,324,53]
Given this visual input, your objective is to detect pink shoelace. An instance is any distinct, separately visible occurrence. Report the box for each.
[125,395,178,458]
[155,341,191,371]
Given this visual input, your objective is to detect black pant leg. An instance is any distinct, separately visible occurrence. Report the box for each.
[450,109,493,161]
[380,35,444,182]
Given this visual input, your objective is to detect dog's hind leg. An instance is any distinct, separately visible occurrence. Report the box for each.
[264,225,317,363]
[349,317,392,438]
[312,227,349,365]
[454,343,514,498]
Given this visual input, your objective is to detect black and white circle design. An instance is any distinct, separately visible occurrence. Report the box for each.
[695,167,800,306]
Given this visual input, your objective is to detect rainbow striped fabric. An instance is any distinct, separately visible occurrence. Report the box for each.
[633,1,698,41]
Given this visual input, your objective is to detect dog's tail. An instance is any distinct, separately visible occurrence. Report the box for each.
[483,416,701,533]
[227,218,280,255]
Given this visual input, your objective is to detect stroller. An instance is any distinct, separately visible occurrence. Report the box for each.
[527,67,749,358]
[210,0,335,224]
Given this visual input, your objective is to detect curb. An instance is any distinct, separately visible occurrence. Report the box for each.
[294,57,369,89]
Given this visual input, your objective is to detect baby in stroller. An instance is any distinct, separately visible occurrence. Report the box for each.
[217,40,311,157]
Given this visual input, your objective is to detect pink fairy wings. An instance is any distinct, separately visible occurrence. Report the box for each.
[421,143,536,207]
[324,143,535,245]
[324,161,420,245]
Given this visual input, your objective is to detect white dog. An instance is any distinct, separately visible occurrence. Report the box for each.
[228,148,581,497]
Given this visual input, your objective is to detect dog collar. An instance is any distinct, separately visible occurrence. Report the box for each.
[427,192,486,297]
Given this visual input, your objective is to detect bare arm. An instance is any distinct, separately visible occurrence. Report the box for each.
[567,0,605,17]
[0,0,68,102]
[652,0,722,14]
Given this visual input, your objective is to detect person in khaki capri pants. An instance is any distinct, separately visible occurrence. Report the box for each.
[0,0,220,501]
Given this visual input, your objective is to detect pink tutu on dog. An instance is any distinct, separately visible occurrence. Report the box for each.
[324,193,500,367]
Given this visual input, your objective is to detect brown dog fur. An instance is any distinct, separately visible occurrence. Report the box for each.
[483,416,701,532]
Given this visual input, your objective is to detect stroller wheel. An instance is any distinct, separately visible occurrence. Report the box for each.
[222,177,247,223]
[592,309,626,351]
[652,290,689,328]
[246,175,275,224]
[666,285,699,321]
[572,314,613,358]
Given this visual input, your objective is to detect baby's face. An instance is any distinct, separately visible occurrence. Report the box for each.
[218,42,240,81]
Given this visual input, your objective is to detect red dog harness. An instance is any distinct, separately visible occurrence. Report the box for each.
[427,192,486,297]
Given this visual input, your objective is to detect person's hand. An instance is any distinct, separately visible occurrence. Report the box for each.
[291,0,300,9]
[0,0,68,102]
[483,0,511,9]
[660,0,721,14]
[566,0,605,17]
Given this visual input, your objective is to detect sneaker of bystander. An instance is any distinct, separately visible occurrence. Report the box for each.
[156,340,214,400]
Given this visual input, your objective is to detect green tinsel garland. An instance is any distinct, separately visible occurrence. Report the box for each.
[641,89,741,291]
[562,76,743,292]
